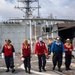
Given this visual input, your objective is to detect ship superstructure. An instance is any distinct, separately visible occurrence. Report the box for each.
[0,0,58,53]
[0,0,75,53]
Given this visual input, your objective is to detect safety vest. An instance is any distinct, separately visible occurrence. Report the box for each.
[22,43,31,56]
[4,44,13,56]
[64,43,73,55]
[34,42,48,55]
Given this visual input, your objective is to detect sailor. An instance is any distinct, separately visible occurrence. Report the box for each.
[64,38,73,70]
[51,37,65,72]
[1,39,15,73]
[34,37,48,72]
[21,39,31,74]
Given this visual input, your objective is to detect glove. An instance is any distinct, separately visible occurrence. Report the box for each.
[20,57,25,62]
[46,55,50,59]
[13,52,15,58]
[35,54,38,57]
[63,52,65,58]
[51,52,53,57]
[1,53,4,59]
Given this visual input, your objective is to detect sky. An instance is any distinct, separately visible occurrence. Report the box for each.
[0,0,75,21]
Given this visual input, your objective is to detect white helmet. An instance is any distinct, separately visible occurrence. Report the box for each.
[39,37,43,42]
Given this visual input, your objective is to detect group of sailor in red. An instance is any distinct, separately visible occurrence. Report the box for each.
[1,37,74,74]
[22,42,31,57]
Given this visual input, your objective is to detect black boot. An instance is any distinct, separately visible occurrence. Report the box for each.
[53,66,55,70]
[42,68,46,71]
[25,68,28,73]
[66,66,69,70]
[6,68,9,72]
[66,68,68,70]
[58,69,62,72]
[68,67,71,70]
[39,69,42,72]
[28,68,31,74]
[12,68,15,73]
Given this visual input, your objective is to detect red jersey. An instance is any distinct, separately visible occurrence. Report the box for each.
[64,43,73,55]
[2,44,15,56]
[34,42,48,55]
[22,43,31,56]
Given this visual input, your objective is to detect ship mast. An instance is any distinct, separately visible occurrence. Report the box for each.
[15,0,40,18]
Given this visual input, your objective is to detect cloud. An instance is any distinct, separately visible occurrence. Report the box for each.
[5,0,14,3]
[0,0,75,21]
[39,0,75,19]
[0,0,24,21]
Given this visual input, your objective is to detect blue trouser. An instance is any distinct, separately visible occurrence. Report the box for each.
[53,52,62,69]
[23,56,31,71]
[5,56,14,69]
[38,54,46,70]
[65,54,71,69]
